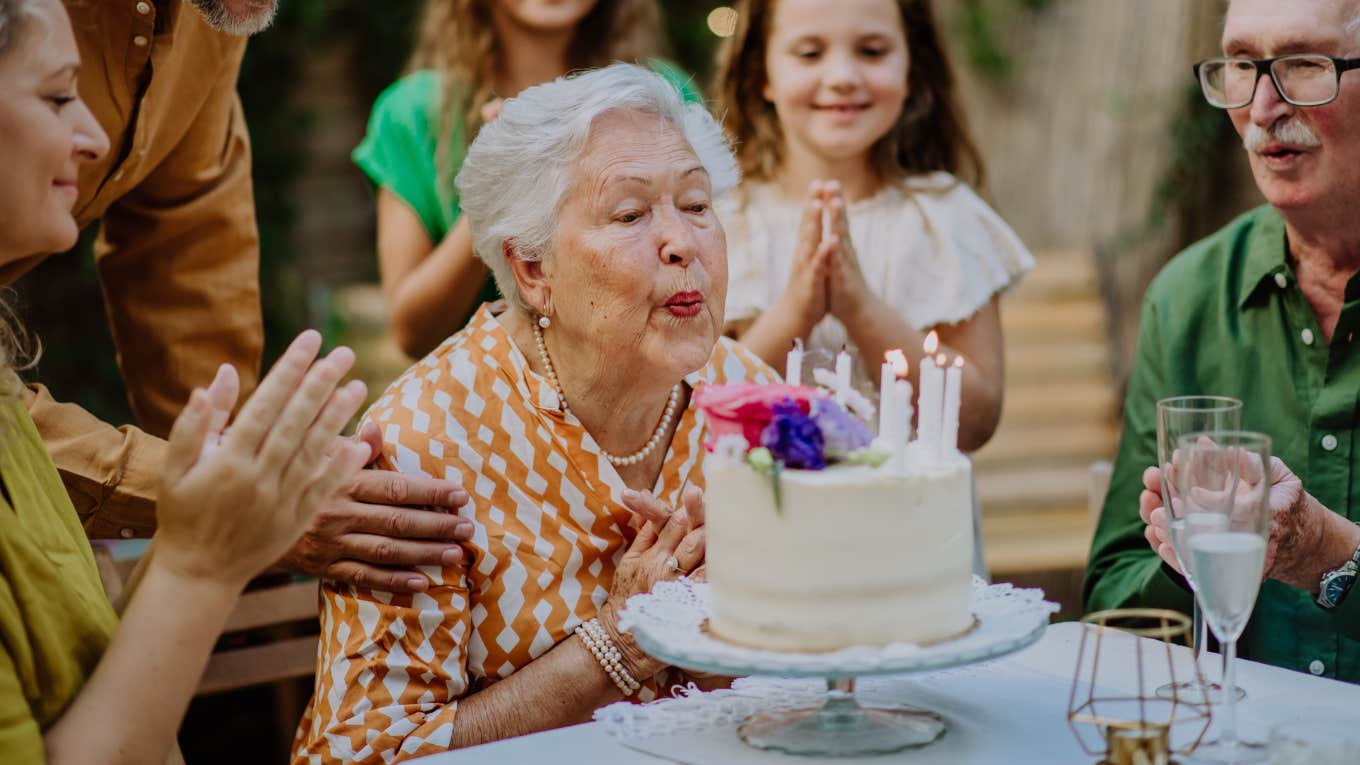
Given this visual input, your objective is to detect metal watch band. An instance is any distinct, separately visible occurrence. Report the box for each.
[1316,532,1360,610]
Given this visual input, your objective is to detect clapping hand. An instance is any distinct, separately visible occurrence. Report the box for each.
[154,331,371,593]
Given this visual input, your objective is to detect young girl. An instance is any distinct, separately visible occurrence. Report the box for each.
[356,0,698,358]
[715,0,1031,454]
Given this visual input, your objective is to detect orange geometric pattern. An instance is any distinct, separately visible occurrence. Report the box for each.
[293,306,775,763]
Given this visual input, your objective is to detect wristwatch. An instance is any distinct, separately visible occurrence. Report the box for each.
[1316,533,1360,610]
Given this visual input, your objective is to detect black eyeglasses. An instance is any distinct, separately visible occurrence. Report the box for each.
[1194,54,1360,108]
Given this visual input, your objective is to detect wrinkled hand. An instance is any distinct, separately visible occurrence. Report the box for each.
[155,331,371,592]
[597,486,707,680]
[1140,457,1311,583]
[774,183,834,334]
[275,421,475,593]
[817,181,873,322]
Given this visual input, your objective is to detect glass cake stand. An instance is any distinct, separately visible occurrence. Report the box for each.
[619,577,1057,757]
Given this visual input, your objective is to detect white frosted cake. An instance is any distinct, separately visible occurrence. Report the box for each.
[705,449,974,651]
[695,374,975,652]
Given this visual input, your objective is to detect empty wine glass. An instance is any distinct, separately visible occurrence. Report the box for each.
[1155,396,1245,703]
[1175,430,1272,764]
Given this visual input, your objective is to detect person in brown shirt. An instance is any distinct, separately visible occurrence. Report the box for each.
[3,0,473,593]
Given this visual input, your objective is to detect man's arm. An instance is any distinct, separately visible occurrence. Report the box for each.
[23,382,164,537]
[94,56,261,439]
[1084,298,1196,615]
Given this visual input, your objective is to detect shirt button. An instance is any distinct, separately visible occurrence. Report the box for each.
[1309,659,1325,675]
[1274,273,1288,288]
[119,527,135,539]
[1301,328,1315,345]
[136,1,151,14]
[1322,434,1338,451]
[133,35,148,47]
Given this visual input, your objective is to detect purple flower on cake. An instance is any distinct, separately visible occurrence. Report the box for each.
[810,397,872,457]
[760,399,826,470]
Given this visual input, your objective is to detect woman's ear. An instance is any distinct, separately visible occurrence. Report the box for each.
[504,240,552,315]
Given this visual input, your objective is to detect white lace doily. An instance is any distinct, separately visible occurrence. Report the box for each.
[617,577,1058,678]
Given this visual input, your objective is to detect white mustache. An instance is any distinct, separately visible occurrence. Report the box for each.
[1243,119,1321,152]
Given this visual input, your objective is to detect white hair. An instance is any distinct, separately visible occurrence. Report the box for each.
[0,0,44,58]
[455,62,739,313]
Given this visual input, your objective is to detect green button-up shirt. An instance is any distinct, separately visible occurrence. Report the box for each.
[1085,205,1360,683]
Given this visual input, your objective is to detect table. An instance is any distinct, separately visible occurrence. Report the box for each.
[413,622,1360,764]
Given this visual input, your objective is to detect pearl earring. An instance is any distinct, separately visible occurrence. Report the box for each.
[538,315,551,329]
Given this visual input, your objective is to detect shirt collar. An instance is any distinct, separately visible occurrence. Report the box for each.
[1237,206,1291,310]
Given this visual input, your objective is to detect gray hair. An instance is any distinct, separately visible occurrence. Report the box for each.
[0,0,42,58]
[455,62,739,313]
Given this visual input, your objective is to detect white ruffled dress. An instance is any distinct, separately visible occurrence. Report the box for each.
[719,172,1034,357]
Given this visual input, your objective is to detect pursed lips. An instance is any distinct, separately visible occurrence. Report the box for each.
[663,291,705,318]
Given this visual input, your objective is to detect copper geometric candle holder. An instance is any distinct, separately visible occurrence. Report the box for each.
[1068,609,1212,765]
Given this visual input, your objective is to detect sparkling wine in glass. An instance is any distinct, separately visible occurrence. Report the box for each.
[1154,396,1244,703]
[1175,430,1272,763]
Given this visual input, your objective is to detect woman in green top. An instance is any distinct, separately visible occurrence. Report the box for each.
[356,0,700,357]
[0,1,373,761]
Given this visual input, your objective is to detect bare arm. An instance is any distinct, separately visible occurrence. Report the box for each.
[41,333,369,765]
[377,191,490,358]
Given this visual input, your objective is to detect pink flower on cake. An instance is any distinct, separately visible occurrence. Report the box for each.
[694,383,820,448]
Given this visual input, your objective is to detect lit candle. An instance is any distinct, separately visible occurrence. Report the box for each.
[879,350,912,444]
[786,338,804,386]
[918,332,944,455]
[835,347,852,392]
[939,355,963,458]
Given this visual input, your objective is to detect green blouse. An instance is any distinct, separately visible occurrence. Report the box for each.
[0,389,119,762]
[352,61,705,327]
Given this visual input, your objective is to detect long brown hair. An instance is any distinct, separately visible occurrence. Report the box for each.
[409,0,664,182]
[714,0,984,190]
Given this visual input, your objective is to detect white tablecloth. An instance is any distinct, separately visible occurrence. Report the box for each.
[413,622,1360,764]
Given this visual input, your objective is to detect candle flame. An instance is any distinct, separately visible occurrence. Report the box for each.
[952,356,965,369]
[923,330,939,355]
[935,353,947,366]
[885,349,909,377]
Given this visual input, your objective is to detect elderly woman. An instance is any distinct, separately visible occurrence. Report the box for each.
[293,64,775,761]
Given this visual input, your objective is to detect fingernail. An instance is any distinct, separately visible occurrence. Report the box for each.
[454,522,474,541]
[441,548,462,566]
[621,489,639,502]
[407,576,428,591]
[449,489,469,506]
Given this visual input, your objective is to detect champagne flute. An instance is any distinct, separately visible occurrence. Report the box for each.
[1154,396,1245,703]
[1175,430,1272,763]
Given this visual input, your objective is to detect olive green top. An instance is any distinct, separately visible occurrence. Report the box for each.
[1086,205,1360,683]
[0,389,119,762]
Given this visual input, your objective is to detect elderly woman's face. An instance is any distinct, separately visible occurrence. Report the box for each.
[0,0,108,262]
[548,110,727,380]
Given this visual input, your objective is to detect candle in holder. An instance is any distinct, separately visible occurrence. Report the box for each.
[879,350,913,449]
[940,356,964,457]
[786,338,804,386]
[918,332,944,455]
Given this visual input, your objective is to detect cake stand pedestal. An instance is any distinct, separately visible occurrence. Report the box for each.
[618,577,1057,757]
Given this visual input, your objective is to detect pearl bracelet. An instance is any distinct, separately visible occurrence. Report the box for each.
[575,617,641,697]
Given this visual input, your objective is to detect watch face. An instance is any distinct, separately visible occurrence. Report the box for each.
[1324,572,1356,605]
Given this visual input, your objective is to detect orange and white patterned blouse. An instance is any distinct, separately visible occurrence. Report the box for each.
[293,305,776,764]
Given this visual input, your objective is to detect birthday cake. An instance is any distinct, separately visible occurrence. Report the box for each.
[696,351,974,652]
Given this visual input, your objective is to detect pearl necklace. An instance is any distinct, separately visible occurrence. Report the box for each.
[533,321,681,467]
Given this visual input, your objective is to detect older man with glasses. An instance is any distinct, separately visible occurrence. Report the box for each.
[1085,0,1360,684]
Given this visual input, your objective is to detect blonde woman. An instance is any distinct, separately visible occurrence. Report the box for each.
[357,0,699,357]
[0,1,370,761]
